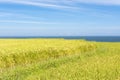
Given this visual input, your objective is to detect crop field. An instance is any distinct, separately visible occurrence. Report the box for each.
[0,39,120,80]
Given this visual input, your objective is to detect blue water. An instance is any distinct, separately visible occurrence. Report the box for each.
[0,36,120,42]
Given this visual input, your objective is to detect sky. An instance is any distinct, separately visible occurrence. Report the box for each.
[0,0,120,36]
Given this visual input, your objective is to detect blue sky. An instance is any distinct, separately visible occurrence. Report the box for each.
[0,0,120,36]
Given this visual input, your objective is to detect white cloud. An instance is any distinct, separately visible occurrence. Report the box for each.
[0,0,120,7]
[0,11,45,20]
[0,0,117,25]
[0,0,77,9]
[75,0,120,5]
[0,12,13,17]
[0,20,58,24]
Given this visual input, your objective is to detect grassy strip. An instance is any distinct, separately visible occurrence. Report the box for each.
[0,50,96,80]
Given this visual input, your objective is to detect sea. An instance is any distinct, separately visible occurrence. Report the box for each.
[0,36,120,42]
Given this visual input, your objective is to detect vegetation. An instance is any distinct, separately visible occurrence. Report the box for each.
[0,39,120,80]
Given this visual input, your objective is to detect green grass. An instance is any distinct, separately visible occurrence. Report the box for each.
[0,39,120,80]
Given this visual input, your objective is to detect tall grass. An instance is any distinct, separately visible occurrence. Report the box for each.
[0,39,96,68]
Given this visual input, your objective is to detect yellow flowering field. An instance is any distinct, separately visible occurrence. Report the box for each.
[0,39,96,68]
[0,39,120,80]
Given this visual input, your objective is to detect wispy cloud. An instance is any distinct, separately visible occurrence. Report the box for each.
[0,0,78,10]
[75,0,120,5]
[0,20,58,24]
[0,0,116,22]
[0,11,45,21]
[0,12,13,17]
[1,0,120,7]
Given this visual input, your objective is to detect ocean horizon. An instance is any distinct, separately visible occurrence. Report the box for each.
[0,36,120,42]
